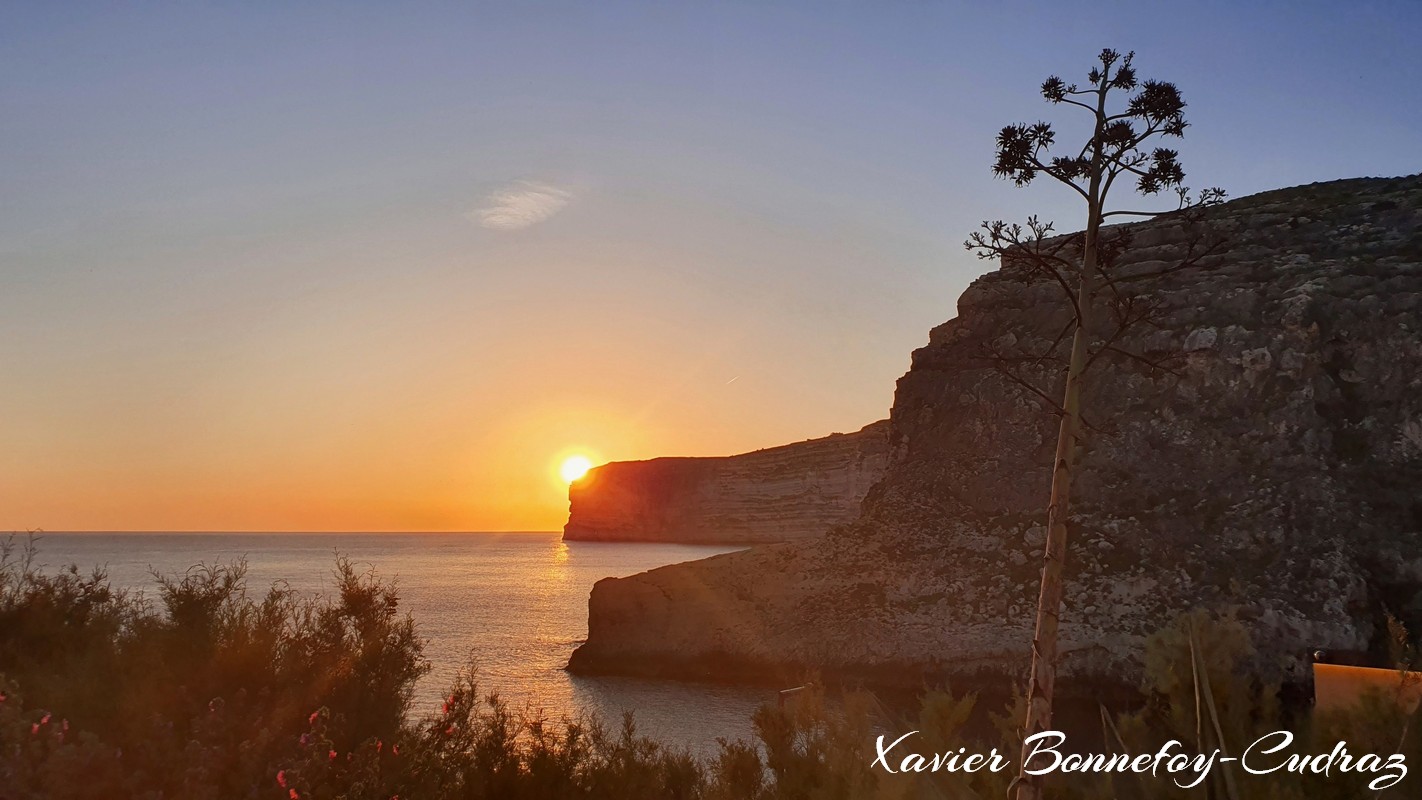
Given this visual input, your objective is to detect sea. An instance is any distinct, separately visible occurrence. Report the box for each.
[13,531,769,755]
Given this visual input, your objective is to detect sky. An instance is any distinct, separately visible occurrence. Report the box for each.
[3,1,1419,532]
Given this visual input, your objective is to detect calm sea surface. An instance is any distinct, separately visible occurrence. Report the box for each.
[18,532,766,754]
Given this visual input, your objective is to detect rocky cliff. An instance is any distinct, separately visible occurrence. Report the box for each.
[568,175,1422,691]
[563,421,891,544]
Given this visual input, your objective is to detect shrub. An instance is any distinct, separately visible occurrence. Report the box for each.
[0,537,427,799]
[3,537,1418,800]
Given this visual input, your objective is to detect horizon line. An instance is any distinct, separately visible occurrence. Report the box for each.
[7,529,564,535]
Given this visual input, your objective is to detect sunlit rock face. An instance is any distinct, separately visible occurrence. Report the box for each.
[563,421,891,544]
[568,175,1422,691]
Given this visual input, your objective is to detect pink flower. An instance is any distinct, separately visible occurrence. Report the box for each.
[392,744,400,756]
[308,710,319,725]
[40,713,51,725]
[376,739,383,753]
[328,749,337,761]
[290,791,300,800]
[276,770,288,788]
[299,733,311,746]
[30,723,39,735]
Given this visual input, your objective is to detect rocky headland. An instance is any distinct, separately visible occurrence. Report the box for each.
[563,421,890,544]
[567,175,1422,693]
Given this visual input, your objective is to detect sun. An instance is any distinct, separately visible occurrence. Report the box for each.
[560,455,593,484]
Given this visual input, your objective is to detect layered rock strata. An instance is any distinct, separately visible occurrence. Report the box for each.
[569,176,1422,691]
[564,421,890,544]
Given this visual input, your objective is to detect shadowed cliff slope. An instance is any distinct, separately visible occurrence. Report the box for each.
[568,175,1422,691]
[564,421,890,544]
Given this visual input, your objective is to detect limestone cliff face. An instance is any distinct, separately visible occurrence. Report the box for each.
[568,175,1422,690]
[563,421,890,544]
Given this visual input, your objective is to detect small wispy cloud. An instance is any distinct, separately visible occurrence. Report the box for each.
[473,181,573,230]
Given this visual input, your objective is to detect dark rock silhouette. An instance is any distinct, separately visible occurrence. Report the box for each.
[568,175,1422,691]
[563,421,890,545]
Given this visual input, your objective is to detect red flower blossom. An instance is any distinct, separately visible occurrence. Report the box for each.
[289,790,300,800]
[328,749,337,761]
[276,770,288,788]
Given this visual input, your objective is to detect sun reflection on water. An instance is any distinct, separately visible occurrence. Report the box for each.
[32,531,760,756]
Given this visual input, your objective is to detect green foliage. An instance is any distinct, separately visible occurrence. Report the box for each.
[1137,608,1276,751]
[0,536,427,799]
[752,685,882,800]
[3,537,1418,799]
[1384,611,1418,673]
[1112,611,1421,800]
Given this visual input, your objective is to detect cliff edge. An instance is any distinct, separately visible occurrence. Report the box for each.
[563,421,891,544]
[568,175,1422,690]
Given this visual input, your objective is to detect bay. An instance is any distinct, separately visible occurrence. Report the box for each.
[16,531,768,755]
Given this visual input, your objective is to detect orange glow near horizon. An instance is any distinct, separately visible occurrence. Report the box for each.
[1,381,869,533]
[0,203,898,534]
[559,455,593,484]
[3,222,900,536]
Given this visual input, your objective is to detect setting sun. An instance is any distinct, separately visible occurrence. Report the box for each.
[560,455,593,484]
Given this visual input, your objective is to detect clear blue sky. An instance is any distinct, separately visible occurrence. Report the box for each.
[3,1,1419,530]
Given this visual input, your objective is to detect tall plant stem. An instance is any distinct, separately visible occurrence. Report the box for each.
[1014,83,1106,800]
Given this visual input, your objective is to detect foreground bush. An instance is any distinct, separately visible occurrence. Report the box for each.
[1,537,1418,799]
[0,536,424,799]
